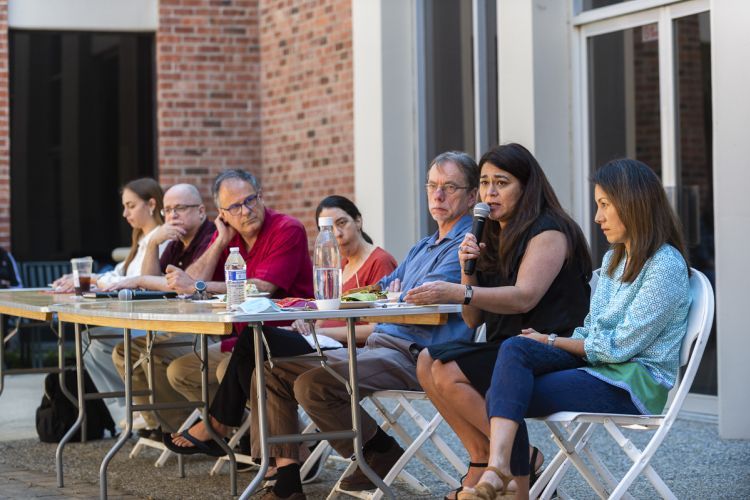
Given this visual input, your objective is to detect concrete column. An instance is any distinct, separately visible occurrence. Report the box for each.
[353,0,419,261]
[497,0,575,213]
[712,0,750,439]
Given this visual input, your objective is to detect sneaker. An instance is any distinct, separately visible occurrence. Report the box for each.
[339,439,404,491]
[119,412,148,431]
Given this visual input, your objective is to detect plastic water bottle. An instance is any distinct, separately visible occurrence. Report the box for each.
[313,217,342,310]
[225,247,246,308]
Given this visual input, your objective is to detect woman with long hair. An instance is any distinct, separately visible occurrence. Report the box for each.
[406,143,592,498]
[459,158,691,499]
[52,177,166,291]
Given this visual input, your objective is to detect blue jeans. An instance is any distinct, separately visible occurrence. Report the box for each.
[486,336,638,476]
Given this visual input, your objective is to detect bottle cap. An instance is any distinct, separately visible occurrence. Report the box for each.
[229,247,240,252]
[318,217,334,228]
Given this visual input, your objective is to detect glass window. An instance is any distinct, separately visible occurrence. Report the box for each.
[421,0,498,235]
[581,0,631,12]
[10,31,156,263]
[587,23,661,261]
[674,12,715,395]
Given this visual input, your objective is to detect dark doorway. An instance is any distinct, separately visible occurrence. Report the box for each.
[9,31,156,265]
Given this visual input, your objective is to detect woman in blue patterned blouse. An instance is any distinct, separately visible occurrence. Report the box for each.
[458,158,692,500]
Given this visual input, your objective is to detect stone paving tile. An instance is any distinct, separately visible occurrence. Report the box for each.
[0,463,138,499]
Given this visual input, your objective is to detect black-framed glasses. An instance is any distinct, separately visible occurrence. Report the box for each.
[425,183,470,195]
[221,194,259,216]
[160,204,200,217]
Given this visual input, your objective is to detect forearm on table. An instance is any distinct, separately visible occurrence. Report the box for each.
[186,242,224,280]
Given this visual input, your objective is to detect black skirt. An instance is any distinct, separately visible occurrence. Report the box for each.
[427,339,509,396]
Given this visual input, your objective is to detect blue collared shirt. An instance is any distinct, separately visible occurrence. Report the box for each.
[375,215,474,346]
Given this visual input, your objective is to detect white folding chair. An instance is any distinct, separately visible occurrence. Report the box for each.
[530,268,714,500]
[328,326,489,499]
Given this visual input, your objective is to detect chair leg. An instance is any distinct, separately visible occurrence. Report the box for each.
[547,421,612,498]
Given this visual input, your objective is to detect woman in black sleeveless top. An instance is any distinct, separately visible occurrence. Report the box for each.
[405,144,591,498]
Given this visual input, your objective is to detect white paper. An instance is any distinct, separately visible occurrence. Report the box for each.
[302,333,343,349]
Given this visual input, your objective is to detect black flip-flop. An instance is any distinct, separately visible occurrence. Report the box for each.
[162,430,227,457]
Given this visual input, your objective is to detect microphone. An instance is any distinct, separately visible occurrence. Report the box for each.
[464,202,491,276]
[117,289,178,301]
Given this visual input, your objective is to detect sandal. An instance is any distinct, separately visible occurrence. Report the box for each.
[457,466,512,500]
[444,462,488,500]
[162,429,227,457]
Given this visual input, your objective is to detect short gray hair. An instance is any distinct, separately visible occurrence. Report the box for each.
[211,169,261,208]
[428,151,479,190]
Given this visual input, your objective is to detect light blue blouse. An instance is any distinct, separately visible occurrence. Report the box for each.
[572,244,691,414]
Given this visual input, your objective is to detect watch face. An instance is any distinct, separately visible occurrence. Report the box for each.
[195,281,207,292]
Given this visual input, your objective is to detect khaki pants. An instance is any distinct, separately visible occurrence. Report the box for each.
[250,333,419,459]
[167,341,230,405]
[112,333,196,432]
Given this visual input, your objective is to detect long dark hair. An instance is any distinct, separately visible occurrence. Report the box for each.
[477,143,592,281]
[592,159,689,282]
[121,178,164,274]
[315,195,373,244]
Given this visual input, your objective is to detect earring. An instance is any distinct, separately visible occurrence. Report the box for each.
[150,209,154,216]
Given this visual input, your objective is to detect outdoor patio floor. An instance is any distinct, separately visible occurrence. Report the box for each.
[1,374,748,499]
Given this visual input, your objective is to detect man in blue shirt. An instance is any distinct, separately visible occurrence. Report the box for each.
[252,151,479,499]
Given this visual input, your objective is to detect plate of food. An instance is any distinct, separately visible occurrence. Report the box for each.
[339,290,388,309]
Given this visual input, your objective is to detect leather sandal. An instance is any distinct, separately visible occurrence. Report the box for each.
[457,466,512,500]
[444,462,488,500]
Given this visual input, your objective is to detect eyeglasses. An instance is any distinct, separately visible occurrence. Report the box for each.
[425,183,470,195]
[160,204,200,217]
[221,194,260,216]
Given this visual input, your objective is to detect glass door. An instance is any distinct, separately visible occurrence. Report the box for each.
[575,0,716,398]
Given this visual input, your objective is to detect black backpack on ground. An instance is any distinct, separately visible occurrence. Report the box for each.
[36,369,116,443]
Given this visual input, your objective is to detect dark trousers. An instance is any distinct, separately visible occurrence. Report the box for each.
[486,336,639,477]
[210,326,317,427]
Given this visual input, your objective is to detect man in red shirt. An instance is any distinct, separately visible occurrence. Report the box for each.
[163,170,313,427]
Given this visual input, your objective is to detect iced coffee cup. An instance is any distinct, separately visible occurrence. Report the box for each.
[71,257,94,296]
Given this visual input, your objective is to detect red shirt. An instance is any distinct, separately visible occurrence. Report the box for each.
[159,218,216,272]
[212,208,313,350]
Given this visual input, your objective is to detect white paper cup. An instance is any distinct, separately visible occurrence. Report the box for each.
[315,298,341,310]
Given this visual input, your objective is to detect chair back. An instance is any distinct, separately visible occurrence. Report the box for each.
[665,268,714,416]
[20,261,73,288]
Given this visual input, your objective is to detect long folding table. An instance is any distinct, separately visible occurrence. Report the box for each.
[0,290,83,404]
[49,298,460,499]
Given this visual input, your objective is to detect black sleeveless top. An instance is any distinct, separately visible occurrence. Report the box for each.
[427,212,591,393]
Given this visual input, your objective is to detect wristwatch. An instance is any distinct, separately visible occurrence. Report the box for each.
[547,333,558,347]
[194,280,207,294]
[463,285,474,305]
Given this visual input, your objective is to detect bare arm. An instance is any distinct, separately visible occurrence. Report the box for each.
[185,218,235,281]
[462,230,568,315]
[405,231,568,327]
[140,240,162,276]
[141,224,186,276]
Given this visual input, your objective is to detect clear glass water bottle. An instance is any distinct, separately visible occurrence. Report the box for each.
[225,247,247,308]
[313,217,342,310]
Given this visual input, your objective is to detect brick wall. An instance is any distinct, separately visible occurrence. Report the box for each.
[256,0,354,247]
[156,0,262,213]
[0,0,9,249]
[157,0,354,250]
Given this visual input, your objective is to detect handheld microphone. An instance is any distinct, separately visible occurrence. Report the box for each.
[464,202,491,276]
[117,289,178,301]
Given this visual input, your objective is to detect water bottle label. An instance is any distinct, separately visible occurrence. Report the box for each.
[225,270,246,281]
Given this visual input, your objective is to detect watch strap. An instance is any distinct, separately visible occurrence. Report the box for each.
[463,284,473,305]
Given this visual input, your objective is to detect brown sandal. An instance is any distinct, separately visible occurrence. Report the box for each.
[444,462,488,500]
[457,466,512,500]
